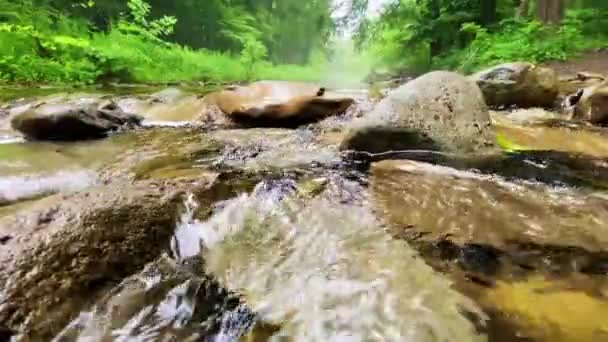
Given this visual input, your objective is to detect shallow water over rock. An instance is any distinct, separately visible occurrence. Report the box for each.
[56,177,486,341]
[372,159,608,253]
[2,85,608,342]
[0,170,96,205]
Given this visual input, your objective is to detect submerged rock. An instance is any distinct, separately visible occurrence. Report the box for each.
[209,128,340,172]
[472,62,559,108]
[0,178,214,340]
[573,80,608,125]
[371,159,608,273]
[484,276,608,342]
[11,102,142,141]
[203,81,354,126]
[493,121,608,158]
[340,71,495,154]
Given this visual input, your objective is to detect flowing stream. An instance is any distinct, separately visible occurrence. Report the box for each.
[53,176,486,342]
[2,87,608,342]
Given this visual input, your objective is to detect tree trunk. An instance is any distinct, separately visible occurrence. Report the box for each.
[537,0,565,24]
[548,0,566,23]
[516,0,530,18]
[480,0,497,25]
[430,39,443,58]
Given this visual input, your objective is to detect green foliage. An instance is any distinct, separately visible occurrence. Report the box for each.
[0,0,328,85]
[495,132,528,152]
[0,4,100,84]
[40,0,338,65]
[240,37,269,80]
[125,0,176,37]
[354,0,481,74]
[356,0,608,75]
[436,9,607,73]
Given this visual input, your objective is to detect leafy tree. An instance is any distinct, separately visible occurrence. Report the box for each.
[355,0,608,74]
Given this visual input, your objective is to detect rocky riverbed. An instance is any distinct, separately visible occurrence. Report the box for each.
[1,63,608,341]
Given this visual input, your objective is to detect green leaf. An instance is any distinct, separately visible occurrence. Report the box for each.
[495,132,529,153]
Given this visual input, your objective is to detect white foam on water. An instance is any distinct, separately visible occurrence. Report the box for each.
[176,178,486,342]
[0,170,97,202]
[0,136,24,144]
[141,120,193,128]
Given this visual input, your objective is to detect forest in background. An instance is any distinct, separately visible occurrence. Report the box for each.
[0,0,607,85]
[355,0,608,75]
[0,0,363,84]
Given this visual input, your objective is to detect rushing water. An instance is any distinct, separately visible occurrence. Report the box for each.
[0,170,96,205]
[53,176,487,341]
[3,87,608,342]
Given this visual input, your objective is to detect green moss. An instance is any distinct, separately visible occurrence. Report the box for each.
[495,131,529,152]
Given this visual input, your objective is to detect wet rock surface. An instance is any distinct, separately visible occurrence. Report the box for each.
[370,159,608,278]
[11,102,143,141]
[209,128,341,172]
[572,80,608,125]
[2,79,608,341]
[0,178,215,340]
[203,81,354,126]
[557,71,605,96]
[472,62,559,108]
[342,71,496,154]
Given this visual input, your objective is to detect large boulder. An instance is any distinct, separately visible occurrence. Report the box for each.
[0,177,215,341]
[203,81,354,126]
[472,62,559,108]
[340,71,495,154]
[572,80,608,125]
[11,101,142,141]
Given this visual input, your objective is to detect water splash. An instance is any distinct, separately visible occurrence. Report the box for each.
[185,177,486,341]
[54,176,486,341]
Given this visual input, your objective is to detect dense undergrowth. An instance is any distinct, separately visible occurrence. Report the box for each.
[3,0,607,85]
[0,0,325,85]
[436,9,608,73]
[357,2,608,76]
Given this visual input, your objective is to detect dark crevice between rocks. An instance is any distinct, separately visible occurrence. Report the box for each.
[343,148,608,190]
[0,236,12,245]
[227,112,345,129]
[0,326,13,342]
[340,127,442,155]
[395,230,608,279]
